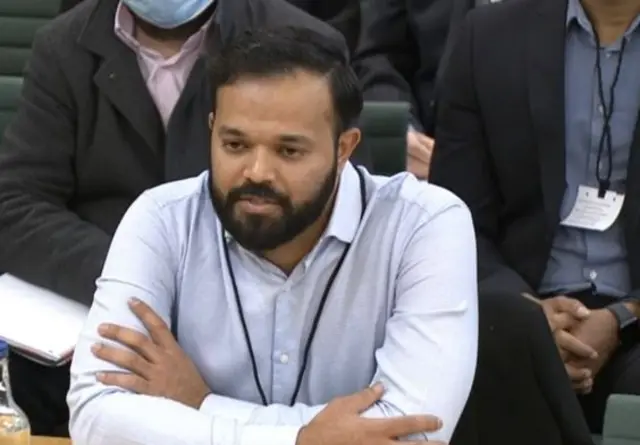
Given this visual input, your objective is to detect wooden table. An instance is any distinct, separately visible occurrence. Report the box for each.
[32,437,71,445]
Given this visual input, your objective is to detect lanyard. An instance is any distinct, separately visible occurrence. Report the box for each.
[593,31,627,197]
[221,166,367,406]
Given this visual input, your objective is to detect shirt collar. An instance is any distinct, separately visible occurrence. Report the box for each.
[566,0,592,31]
[114,1,135,45]
[296,162,365,273]
[323,162,364,245]
[627,14,640,37]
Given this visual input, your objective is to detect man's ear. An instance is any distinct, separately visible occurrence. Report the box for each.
[208,112,214,130]
[336,127,361,170]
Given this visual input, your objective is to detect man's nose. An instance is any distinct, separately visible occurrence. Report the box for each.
[243,146,277,184]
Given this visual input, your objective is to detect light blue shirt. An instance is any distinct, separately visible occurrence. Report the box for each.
[68,163,478,445]
[539,0,640,297]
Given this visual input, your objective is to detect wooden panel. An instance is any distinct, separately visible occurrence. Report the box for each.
[31,437,71,445]
[0,0,61,17]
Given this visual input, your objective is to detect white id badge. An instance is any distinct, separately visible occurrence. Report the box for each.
[560,185,625,231]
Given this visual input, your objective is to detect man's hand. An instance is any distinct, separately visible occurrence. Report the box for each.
[539,295,596,359]
[569,308,620,378]
[297,384,445,445]
[537,295,596,361]
[538,296,598,393]
[407,129,433,180]
[564,363,594,394]
[92,298,210,409]
[540,295,590,332]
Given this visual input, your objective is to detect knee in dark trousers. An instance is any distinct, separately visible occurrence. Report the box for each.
[452,290,593,445]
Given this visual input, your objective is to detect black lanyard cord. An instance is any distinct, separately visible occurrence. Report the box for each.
[222,166,367,406]
[593,31,627,197]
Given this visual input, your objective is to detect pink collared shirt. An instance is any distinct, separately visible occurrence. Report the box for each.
[114,2,209,128]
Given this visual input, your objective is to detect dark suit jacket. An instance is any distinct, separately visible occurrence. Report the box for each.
[0,0,368,305]
[434,0,510,130]
[353,0,452,134]
[434,0,474,90]
[59,0,361,54]
[430,0,640,300]
[430,0,636,442]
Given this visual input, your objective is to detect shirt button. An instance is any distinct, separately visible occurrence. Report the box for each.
[589,270,598,280]
[598,105,604,114]
[279,353,289,364]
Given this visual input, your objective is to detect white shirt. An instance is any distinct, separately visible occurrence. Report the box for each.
[68,164,478,445]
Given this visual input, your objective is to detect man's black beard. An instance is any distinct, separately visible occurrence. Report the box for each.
[209,161,338,252]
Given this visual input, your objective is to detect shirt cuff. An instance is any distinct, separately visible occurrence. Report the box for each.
[241,425,301,445]
[209,416,301,445]
[199,393,257,422]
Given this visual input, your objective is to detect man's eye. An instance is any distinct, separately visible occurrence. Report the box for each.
[223,141,246,152]
[279,147,303,158]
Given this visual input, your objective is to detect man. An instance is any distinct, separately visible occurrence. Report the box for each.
[0,0,359,435]
[353,0,453,179]
[67,27,478,445]
[59,0,362,53]
[431,0,640,433]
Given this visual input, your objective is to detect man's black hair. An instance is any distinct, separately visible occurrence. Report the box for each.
[207,26,363,134]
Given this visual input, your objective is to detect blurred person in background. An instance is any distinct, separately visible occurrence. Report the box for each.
[431,0,640,434]
[353,0,452,179]
[59,0,362,53]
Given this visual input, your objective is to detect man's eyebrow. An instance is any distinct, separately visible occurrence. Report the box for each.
[278,134,313,145]
[217,126,246,137]
[217,127,313,145]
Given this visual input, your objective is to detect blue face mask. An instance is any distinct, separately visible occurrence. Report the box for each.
[122,0,215,29]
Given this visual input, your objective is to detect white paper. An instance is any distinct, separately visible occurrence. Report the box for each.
[0,274,88,366]
[561,185,624,232]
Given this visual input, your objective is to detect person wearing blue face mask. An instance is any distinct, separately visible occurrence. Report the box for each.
[0,0,366,438]
[60,0,362,53]
[122,0,217,29]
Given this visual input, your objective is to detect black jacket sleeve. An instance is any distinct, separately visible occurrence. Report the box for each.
[59,0,83,13]
[353,0,418,112]
[429,13,535,298]
[306,0,360,55]
[0,28,111,305]
[353,0,451,131]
